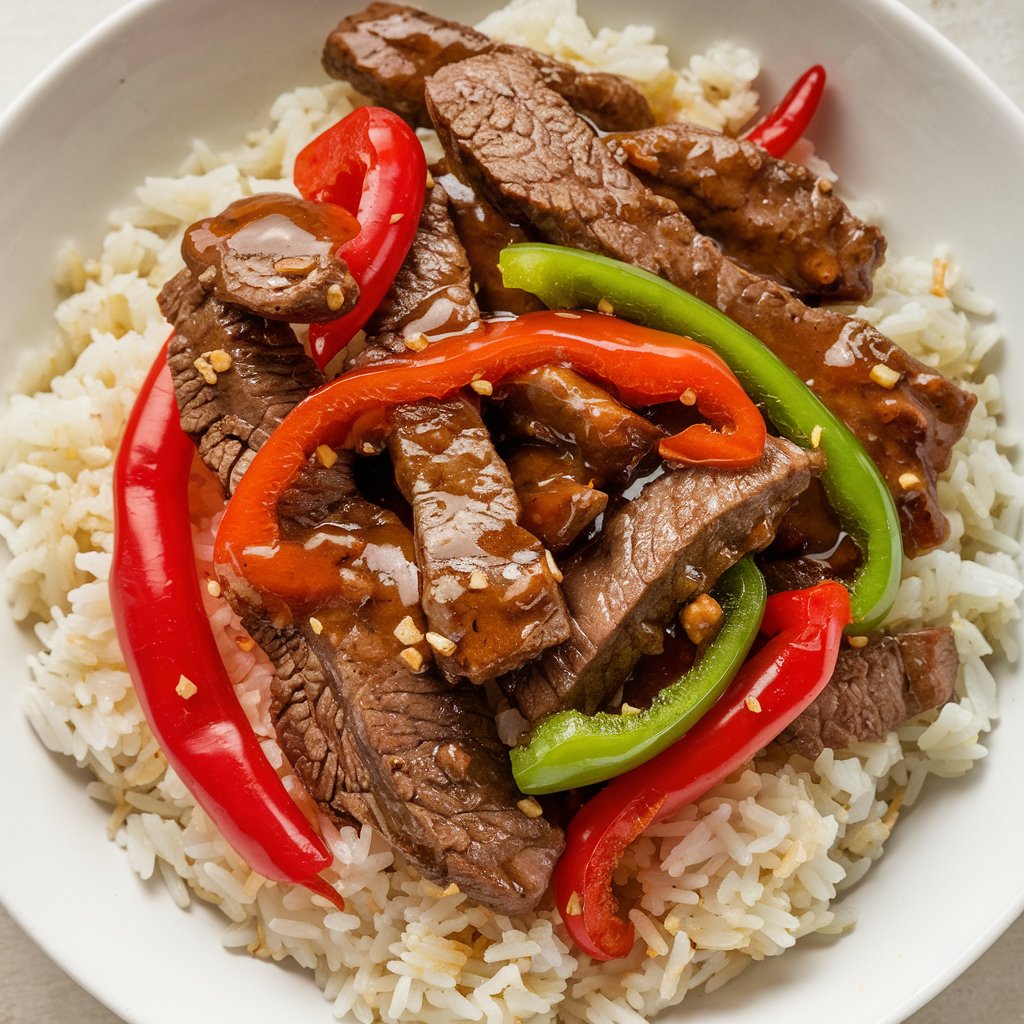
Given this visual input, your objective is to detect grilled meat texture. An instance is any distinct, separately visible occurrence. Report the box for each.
[605,123,886,301]
[424,52,975,555]
[777,627,959,758]
[323,1,653,132]
[506,437,826,723]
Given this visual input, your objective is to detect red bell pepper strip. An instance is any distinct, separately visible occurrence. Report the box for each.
[552,581,851,961]
[213,310,766,610]
[743,65,827,158]
[110,343,343,909]
[294,106,426,369]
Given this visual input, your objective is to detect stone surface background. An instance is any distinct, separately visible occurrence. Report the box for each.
[1,0,1022,1021]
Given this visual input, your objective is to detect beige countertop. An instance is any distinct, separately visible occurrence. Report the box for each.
[1,0,1022,1021]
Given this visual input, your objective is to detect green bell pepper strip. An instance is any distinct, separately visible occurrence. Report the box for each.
[510,559,767,794]
[499,243,901,634]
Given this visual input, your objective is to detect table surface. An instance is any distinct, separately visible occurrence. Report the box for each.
[2,1,1023,1022]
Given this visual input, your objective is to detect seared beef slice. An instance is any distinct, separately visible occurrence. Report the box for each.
[424,53,975,555]
[508,438,825,723]
[160,270,563,913]
[323,2,653,132]
[605,123,885,301]
[778,627,959,758]
[389,395,570,684]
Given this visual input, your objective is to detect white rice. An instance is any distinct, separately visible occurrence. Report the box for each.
[1,3,1020,1021]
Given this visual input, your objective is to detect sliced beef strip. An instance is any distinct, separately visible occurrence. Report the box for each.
[505,437,825,723]
[505,444,609,553]
[359,178,572,683]
[432,158,544,316]
[159,270,563,913]
[495,365,664,484]
[182,194,359,323]
[424,53,976,556]
[358,178,479,363]
[323,2,653,133]
[605,123,886,302]
[777,627,959,759]
[388,395,571,684]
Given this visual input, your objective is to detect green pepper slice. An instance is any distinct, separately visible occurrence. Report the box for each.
[510,558,766,794]
[499,243,901,633]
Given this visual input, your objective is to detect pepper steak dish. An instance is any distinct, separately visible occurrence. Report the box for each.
[4,1,1018,1020]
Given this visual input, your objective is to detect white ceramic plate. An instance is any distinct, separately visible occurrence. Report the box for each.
[1,1,1022,1022]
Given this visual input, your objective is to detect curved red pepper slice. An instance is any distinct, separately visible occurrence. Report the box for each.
[213,310,766,611]
[553,581,851,961]
[110,343,342,908]
[743,65,827,158]
[294,106,426,368]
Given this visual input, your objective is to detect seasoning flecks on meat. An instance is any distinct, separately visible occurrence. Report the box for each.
[322,2,654,133]
[158,269,564,914]
[388,395,571,684]
[506,437,826,723]
[605,123,886,301]
[424,52,976,555]
[361,176,571,683]
[182,194,360,324]
[777,627,959,759]
[505,444,609,552]
[359,179,479,361]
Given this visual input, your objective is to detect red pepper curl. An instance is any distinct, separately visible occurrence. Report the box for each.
[553,581,851,961]
[744,65,827,158]
[213,311,766,609]
[111,345,342,907]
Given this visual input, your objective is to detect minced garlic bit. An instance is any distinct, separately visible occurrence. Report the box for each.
[389,212,404,224]
[847,634,869,648]
[206,349,233,373]
[681,593,724,646]
[552,311,581,319]
[236,636,256,652]
[663,914,682,936]
[899,471,922,490]
[869,363,901,389]
[192,356,218,386]
[425,171,435,188]
[517,797,544,819]
[206,579,222,598]
[197,265,217,285]
[544,549,563,583]
[273,255,316,276]
[565,891,583,916]
[679,388,697,406]
[309,616,324,635]
[400,646,424,672]
[810,424,823,449]
[326,283,346,311]
[620,703,642,717]
[468,570,489,591]
[176,674,198,700]
[745,695,762,714]
[315,444,339,469]
[426,631,458,656]
[470,378,493,396]
[442,882,460,896]
[930,257,950,299]
[597,297,614,315]
[404,333,430,353]
[393,615,425,646]
[360,441,381,455]
[817,177,833,194]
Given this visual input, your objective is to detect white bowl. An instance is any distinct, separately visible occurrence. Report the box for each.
[0,1,1022,1022]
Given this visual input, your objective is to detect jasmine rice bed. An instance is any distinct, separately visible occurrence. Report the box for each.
[1,7,1021,1023]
